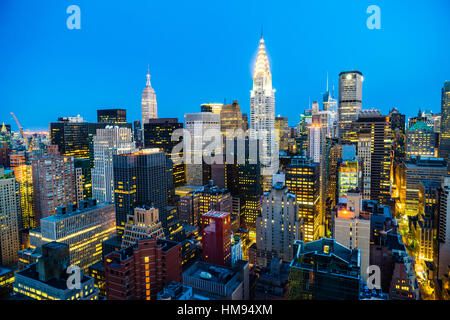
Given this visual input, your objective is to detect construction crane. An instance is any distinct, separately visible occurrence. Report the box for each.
[10,112,31,150]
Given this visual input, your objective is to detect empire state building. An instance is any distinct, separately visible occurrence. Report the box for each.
[250,36,278,184]
[141,67,158,124]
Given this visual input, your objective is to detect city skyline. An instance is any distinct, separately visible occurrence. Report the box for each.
[1,0,449,130]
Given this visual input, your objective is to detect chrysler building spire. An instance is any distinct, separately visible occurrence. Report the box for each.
[250,35,278,190]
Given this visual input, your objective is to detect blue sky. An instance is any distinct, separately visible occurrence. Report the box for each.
[0,0,449,130]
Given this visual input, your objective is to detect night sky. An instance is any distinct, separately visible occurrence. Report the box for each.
[1,0,449,130]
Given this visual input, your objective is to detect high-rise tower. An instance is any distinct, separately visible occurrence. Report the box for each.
[439,81,450,162]
[338,71,363,141]
[141,67,158,124]
[250,36,278,185]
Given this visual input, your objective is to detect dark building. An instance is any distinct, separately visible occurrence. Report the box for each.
[104,238,182,300]
[133,120,143,149]
[50,117,132,169]
[74,158,92,199]
[113,149,169,233]
[370,232,419,299]
[439,81,450,163]
[254,257,290,300]
[88,261,106,298]
[13,242,98,300]
[97,109,127,124]
[289,238,361,300]
[0,143,10,168]
[390,107,406,134]
[225,137,262,230]
[50,117,90,160]
[390,108,407,166]
[350,110,393,205]
[0,266,14,299]
[143,118,185,188]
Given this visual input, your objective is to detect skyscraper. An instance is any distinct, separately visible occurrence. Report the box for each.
[50,116,90,160]
[250,36,278,184]
[31,152,78,224]
[337,146,361,201]
[438,177,450,280]
[225,137,262,231]
[141,68,158,124]
[285,156,320,242]
[399,156,448,216]
[13,242,98,300]
[121,206,165,248]
[113,149,169,233]
[92,126,136,203]
[333,191,370,282]
[104,238,182,300]
[350,109,393,205]
[184,112,221,186]
[276,117,289,151]
[338,71,363,141]
[439,81,450,162]
[25,200,116,272]
[308,121,327,238]
[97,109,127,124]
[357,131,372,200]
[255,180,301,266]
[11,151,35,230]
[220,101,246,140]
[289,238,361,300]
[0,168,20,266]
[406,121,436,158]
[143,118,185,188]
[201,210,232,266]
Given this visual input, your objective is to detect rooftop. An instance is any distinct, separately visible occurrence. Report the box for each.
[183,261,238,285]
[16,263,91,290]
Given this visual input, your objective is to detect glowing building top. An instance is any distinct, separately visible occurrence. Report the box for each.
[141,66,158,124]
[252,37,273,92]
[250,35,278,182]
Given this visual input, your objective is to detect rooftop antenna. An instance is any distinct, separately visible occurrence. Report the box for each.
[326,71,329,92]
[261,24,263,39]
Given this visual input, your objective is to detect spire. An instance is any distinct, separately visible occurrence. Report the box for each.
[253,35,271,79]
[326,71,329,92]
[146,65,151,87]
[261,24,263,39]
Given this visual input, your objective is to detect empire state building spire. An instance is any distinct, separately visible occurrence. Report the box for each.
[141,66,158,124]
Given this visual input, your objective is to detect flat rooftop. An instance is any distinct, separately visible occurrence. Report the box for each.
[184,262,237,285]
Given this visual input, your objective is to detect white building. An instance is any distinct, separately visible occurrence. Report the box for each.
[333,191,371,282]
[141,68,158,124]
[0,168,20,266]
[92,126,135,203]
[308,123,326,164]
[250,36,279,183]
[256,179,301,266]
[184,112,221,186]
